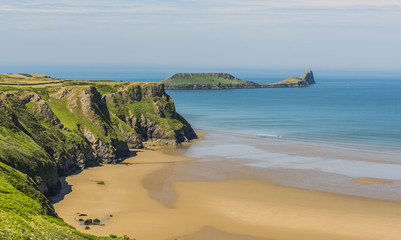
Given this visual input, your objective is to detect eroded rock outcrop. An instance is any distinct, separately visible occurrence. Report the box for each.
[106,83,166,105]
[261,70,316,88]
[106,83,197,145]
[301,70,315,84]
[0,93,59,194]
[0,82,197,195]
[50,86,129,162]
[21,93,66,129]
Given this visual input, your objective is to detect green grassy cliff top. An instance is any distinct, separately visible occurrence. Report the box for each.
[0,73,68,85]
[0,75,192,239]
[162,73,253,86]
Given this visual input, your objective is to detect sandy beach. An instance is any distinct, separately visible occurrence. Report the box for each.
[53,132,401,240]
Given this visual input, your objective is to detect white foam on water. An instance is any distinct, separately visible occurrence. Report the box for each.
[246,154,401,180]
[187,132,401,180]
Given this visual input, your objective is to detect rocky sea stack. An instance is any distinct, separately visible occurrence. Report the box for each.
[261,70,315,87]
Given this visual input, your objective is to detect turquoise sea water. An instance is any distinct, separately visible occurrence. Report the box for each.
[7,66,401,198]
[6,66,400,153]
[168,76,401,153]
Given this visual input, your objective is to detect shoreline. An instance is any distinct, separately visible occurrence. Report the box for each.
[53,130,401,240]
[195,128,401,156]
[187,130,401,175]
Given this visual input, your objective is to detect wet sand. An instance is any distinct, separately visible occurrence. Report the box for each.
[53,139,401,240]
[354,177,400,185]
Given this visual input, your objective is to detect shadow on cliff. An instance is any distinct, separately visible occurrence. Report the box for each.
[49,150,139,204]
[49,170,82,204]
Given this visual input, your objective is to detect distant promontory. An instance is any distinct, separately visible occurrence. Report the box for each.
[162,70,315,90]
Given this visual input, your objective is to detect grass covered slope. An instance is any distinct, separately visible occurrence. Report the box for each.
[162,73,259,89]
[262,70,315,87]
[0,79,196,193]
[0,75,196,239]
[0,162,133,239]
[0,73,68,85]
[162,70,315,89]
[105,82,197,145]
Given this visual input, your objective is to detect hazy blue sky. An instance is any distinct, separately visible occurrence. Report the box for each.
[1,0,401,70]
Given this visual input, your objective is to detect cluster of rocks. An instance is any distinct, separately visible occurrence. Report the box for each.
[76,213,113,230]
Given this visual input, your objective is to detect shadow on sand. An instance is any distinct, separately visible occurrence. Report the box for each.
[48,150,139,204]
[49,169,81,204]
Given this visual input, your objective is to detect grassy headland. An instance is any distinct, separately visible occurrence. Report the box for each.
[162,70,315,89]
[0,74,197,239]
[0,73,68,85]
[263,70,315,87]
[162,73,259,89]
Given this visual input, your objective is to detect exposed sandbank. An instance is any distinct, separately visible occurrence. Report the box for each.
[53,141,401,240]
[354,177,400,184]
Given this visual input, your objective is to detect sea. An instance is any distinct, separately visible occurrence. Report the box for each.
[13,66,400,153]
[6,66,401,199]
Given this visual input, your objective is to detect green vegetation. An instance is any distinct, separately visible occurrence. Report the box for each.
[280,77,305,84]
[0,74,196,239]
[47,88,126,150]
[112,97,184,131]
[162,73,258,89]
[0,94,59,192]
[163,73,245,86]
[106,82,196,143]
[0,162,134,239]
[0,73,67,85]
[263,70,315,87]
[163,70,315,89]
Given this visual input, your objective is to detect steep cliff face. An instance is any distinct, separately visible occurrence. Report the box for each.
[301,70,315,84]
[0,81,196,195]
[0,160,134,239]
[0,78,192,239]
[0,93,60,194]
[106,83,166,104]
[106,83,197,145]
[50,86,129,161]
[261,70,315,88]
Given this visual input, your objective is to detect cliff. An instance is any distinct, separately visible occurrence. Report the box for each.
[162,70,315,89]
[0,81,196,195]
[261,70,315,88]
[0,161,132,239]
[105,83,197,145]
[0,78,196,239]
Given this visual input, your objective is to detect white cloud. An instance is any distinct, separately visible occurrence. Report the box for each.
[0,1,179,14]
[1,0,401,15]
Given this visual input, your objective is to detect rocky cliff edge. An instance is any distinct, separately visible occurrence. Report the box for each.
[0,81,197,195]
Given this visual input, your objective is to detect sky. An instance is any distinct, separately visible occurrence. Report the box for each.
[1,0,401,71]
